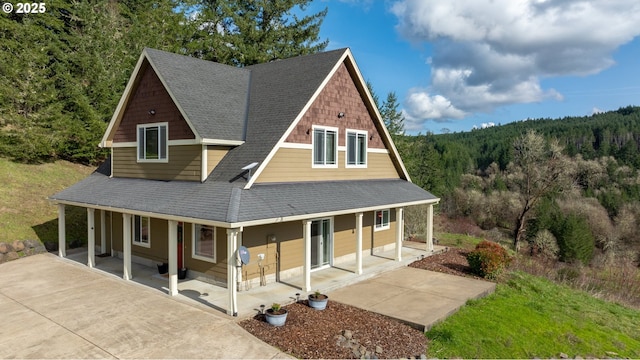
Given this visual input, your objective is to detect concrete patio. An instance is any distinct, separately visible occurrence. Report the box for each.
[64,241,448,319]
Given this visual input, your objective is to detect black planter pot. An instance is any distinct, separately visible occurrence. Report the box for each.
[157,263,168,274]
[178,267,188,280]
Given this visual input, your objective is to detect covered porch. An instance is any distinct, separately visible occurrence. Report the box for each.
[54,201,438,317]
[62,241,446,318]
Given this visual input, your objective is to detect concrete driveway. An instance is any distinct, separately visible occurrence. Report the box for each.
[329,267,496,330]
[0,254,288,359]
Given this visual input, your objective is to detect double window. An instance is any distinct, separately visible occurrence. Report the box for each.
[132,215,150,247]
[137,123,168,162]
[374,209,390,231]
[193,224,216,263]
[313,126,337,167]
[346,130,367,167]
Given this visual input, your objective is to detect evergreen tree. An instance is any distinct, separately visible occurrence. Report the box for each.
[187,0,328,66]
[380,92,405,138]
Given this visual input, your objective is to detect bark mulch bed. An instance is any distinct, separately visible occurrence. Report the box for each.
[239,247,479,359]
[408,246,484,280]
[239,301,427,359]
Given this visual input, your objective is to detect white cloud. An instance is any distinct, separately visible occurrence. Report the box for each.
[592,107,604,115]
[403,88,466,126]
[391,0,640,124]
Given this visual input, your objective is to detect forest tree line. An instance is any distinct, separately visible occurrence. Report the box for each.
[0,0,327,163]
[400,106,640,265]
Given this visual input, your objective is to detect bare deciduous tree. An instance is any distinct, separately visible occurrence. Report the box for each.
[508,130,572,250]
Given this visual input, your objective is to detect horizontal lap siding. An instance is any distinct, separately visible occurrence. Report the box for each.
[132,218,168,262]
[255,148,399,183]
[241,222,303,281]
[185,225,226,281]
[371,210,396,249]
[206,146,231,177]
[333,214,356,257]
[112,145,201,181]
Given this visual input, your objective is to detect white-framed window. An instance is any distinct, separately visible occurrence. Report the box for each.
[346,130,367,167]
[132,215,150,247]
[374,209,390,231]
[137,122,168,162]
[193,224,216,263]
[312,126,338,167]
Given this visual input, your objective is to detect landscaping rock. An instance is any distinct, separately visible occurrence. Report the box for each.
[560,352,569,359]
[375,345,383,354]
[44,241,58,252]
[12,240,25,252]
[4,252,20,261]
[23,239,40,249]
[343,329,353,340]
[0,242,14,254]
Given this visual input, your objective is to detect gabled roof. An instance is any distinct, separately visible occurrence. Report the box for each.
[207,48,347,182]
[101,48,250,146]
[54,48,435,223]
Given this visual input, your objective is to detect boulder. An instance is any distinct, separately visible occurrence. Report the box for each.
[23,239,40,249]
[5,252,20,261]
[12,240,25,252]
[0,242,14,254]
[44,241,58,252]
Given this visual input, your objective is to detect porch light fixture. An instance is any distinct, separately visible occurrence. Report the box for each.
[148,109,156,115]
[267,234,276,242]
[370,134,375,140]
[338,112,346,118]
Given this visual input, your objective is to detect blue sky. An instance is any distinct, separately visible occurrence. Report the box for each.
[302,0,640,134]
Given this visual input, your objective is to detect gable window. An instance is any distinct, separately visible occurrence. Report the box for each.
[313,126,337,167]
[132,215,150,247]
[374,209,390,231]
[137,123,168,162]
[346,130,367,167]
[193,224,216,263]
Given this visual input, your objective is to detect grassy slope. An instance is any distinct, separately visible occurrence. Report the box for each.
[426,271,640,359]
[0,157,94,243]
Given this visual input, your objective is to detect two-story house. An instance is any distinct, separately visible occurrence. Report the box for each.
[49,47,439,316]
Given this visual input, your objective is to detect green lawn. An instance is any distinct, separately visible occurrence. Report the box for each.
[0,157,94,243]
[435,232,484,249]
[426,271,640,358]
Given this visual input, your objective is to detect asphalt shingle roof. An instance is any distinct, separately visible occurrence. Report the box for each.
[51,170,437,225]
[50,48,439,224]
[145,48,250,141]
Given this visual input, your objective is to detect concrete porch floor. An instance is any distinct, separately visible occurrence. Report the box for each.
[64,242,446,319]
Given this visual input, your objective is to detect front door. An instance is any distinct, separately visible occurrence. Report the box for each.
[311,219,332,270]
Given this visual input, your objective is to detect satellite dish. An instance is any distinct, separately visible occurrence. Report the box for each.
[241,162,259,181]
[238,246,250,265]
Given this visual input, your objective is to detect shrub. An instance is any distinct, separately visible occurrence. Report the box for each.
[467,240,512,279]
[553,213,595,265]
[531,229,560,260]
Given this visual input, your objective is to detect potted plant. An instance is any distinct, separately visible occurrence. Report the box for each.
[308,290,329,310]
[264,303,288,326]
[157,262,168,274]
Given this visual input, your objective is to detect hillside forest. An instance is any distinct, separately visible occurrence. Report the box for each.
[2,1,640,275]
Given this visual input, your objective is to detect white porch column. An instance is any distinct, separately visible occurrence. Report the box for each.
[122,213,132,280]
[303,220,312,292]
[57,204,66,257]
[426,204,434,252]
[100,210,106,254]
[395,207,404,261]
[227,228,239,316]
[87,208,95,268]
[355,213,363,275]
[168,220,178,296]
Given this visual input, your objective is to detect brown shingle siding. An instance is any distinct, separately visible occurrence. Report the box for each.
[286,63,385,149]
[114,64,195,143]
